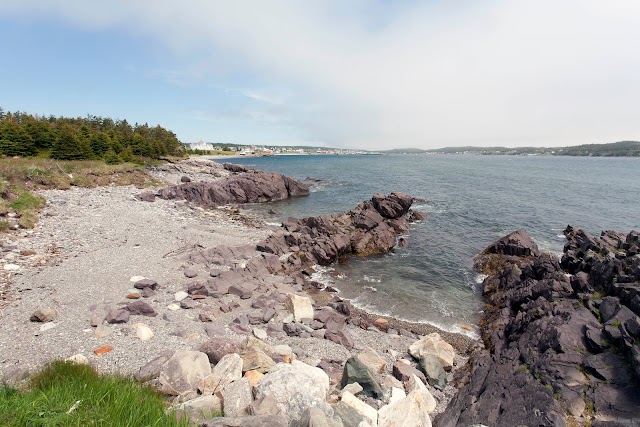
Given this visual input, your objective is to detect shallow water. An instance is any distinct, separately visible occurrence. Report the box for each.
[230,154,640,336]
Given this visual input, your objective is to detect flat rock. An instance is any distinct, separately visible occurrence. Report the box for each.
[408,333,455,371]
[106,309,130,324]
[285,293,314,322]
[126,300,157,317]
[221,378,253,417]
[159,350,212,396]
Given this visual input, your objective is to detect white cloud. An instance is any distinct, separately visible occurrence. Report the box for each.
[2,0,640,149]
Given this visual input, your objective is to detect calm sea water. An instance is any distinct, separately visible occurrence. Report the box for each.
[229,154,640,336]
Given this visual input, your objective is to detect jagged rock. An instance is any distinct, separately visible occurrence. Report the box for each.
[378,385,433,427]
[285,293,314,322]
[135,351,174,382]
[173,395,222,424]
[408,333,455,371]
[244,370,264,387]
[241,349,274,374]
[325,329,354,349]
[254,361,331,423]
[198,338,242,364]
[159,350,212,396]
[480,229,540,258]
[342,356,384,398]
[406,374,437,412]
[333,391,378,427]
[356,347,387,374]
[30,307,57,323]
[418,354,448,390]
[221,378,253,417]
[392,361,426,385]
[157,171,309,207]
[106,309,130,324]
[198,353,243,395]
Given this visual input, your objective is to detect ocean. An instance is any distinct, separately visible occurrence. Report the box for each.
[229,154,640,337]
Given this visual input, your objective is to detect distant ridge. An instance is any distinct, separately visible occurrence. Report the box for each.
[383,141,640,157]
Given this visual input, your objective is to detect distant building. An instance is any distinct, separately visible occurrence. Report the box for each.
[190,141,214,151]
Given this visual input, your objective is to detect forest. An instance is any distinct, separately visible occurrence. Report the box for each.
[0,107,185,163]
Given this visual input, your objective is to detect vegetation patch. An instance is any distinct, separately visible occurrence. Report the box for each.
[0,361,189,427]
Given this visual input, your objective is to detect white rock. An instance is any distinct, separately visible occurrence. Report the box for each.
[284,293,314,322]
[253,328,268,341]
[342,382,364,396]
[198,353,243,395]
[95,324,113,338]
[340,391,378,427]
[221,378,252,417]
[66,354,89,365]
[254,361,331,423]
[357,347,387,374]
[130,275,146,282]
[3,264,20,271]
[408,333,455,371]
[174,291,189,302]
[389,387,406,404]
[133,323,154,341]
[167,303,181,311]
[159,350,212,395]
[378,385,434,427]
[406,374,437,413]
[173,395,222,424]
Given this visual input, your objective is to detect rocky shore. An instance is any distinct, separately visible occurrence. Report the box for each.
[437,228,640,427]
[0,159,471,427]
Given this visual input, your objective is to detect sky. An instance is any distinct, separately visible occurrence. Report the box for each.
[0,1,639,150]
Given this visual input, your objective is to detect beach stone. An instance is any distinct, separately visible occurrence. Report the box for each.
[181,299,198,309]
[419,354,448,389]
[127,292,140,299]
[389,387,406,404]
[175,291,189,301]
[342,382,364,396]
[30,307,57,323]
[253,328,269,341]
[408,333,455,371]
[135,351,174,382]
[205,324,226,337]
[159,350,212,395]
[221,378,253,417]
[174,395,222,424]
[134,278,158,290]
[200,415,288,427]
[167,303,181,311]
[198,353,243,395]
[378,387,433,427]
[325,329,354,349]
[133,323,154,341]
[95,324,113,338]
[3,263,20,271]
[342,356,384,398]
[251,394,280,416]
[106,309,130,324]
[262,307,276,322]
[243,336,273,356]
[126,300,157,317]
[2,366,30,385]
[241,349,275,374]
[273,345,295,363]
[293,407,344,427]
[229,284,254,299]
[142,287,155,298]
[285,293,314,322]
[199,338,242,364]
[356,347,387,374]
[312,329,326,339]
[93,345,114,356]
[333,391,378,427]
[254,361,331,423]
[392,361,426,385]
[184,268,198,278]
[406,374,437,412]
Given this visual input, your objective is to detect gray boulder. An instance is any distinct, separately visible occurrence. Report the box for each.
[159,350,212,395]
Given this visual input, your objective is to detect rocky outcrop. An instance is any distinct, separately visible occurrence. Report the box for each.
[256,192,425,266]
[157,170,309,207]
[437,227,640,427]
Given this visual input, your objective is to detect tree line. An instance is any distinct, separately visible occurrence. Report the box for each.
[0,107,185,163]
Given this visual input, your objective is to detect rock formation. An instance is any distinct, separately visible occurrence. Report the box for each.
[437,227,640,427]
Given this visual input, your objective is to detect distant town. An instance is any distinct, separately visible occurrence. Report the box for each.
[186,141,380,156]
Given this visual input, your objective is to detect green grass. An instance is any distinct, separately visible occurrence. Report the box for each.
[9,191,46,212]
[0,361,191,427]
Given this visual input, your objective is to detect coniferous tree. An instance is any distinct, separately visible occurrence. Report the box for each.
[51,125,87,160]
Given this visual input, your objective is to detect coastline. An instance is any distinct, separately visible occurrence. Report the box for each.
[0,158,474,423]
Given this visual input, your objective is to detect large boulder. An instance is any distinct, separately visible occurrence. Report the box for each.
[254,361,331,423]
[285,293,314,322]
[418,354,448,390]
[221,378,253,417]
[159,350,212,395]
[332,391,378,427]
[199,338,242,364]
[480,229,540,258]
[200,415,288,427]
[341,356,384,398]
[173,395,222,424]
[198,353,243,395]
[371,192,413,219]
[378,386,433,427]
[408,333,455,371]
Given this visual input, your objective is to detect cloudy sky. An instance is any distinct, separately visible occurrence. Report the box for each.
[1,1,639,149]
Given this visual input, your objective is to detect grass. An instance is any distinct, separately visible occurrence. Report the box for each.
[0,158,160,231]
[0,361,190,427]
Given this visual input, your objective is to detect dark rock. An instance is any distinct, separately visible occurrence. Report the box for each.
[134,351,174,382]
[136,191,156,202]
[188,282,209,296]
[142,287,155,298]
[228,284,253,300]
[262,307,276,322]
[180,175,191,183]
[125,300,157,317]
[184,268,198,278]
[392,361,427,385]
[325,329,354,349]
[341,356,384,398]
[480,229,540,258]
[222,163,249,173]
[180,299,198,309]
[371,192,413,219]
[198,338,242,364]
[157,171,309,207]
[134,278,158,290]
[106,309,130,324]
[419,354,448,390]
[599,296,621,323]
[283,323,300,336]
[408,210,428,222]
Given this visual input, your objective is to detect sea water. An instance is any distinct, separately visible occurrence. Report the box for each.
[229,154,640,337]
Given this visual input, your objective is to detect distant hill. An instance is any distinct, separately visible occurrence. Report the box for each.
[388,141,640,157]
[383,148,428,154]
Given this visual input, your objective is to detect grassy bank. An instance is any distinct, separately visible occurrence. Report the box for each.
[0,361,190,427]
[0,158,160,231]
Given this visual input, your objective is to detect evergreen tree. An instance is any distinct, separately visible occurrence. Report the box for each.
[51,125,87,160]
